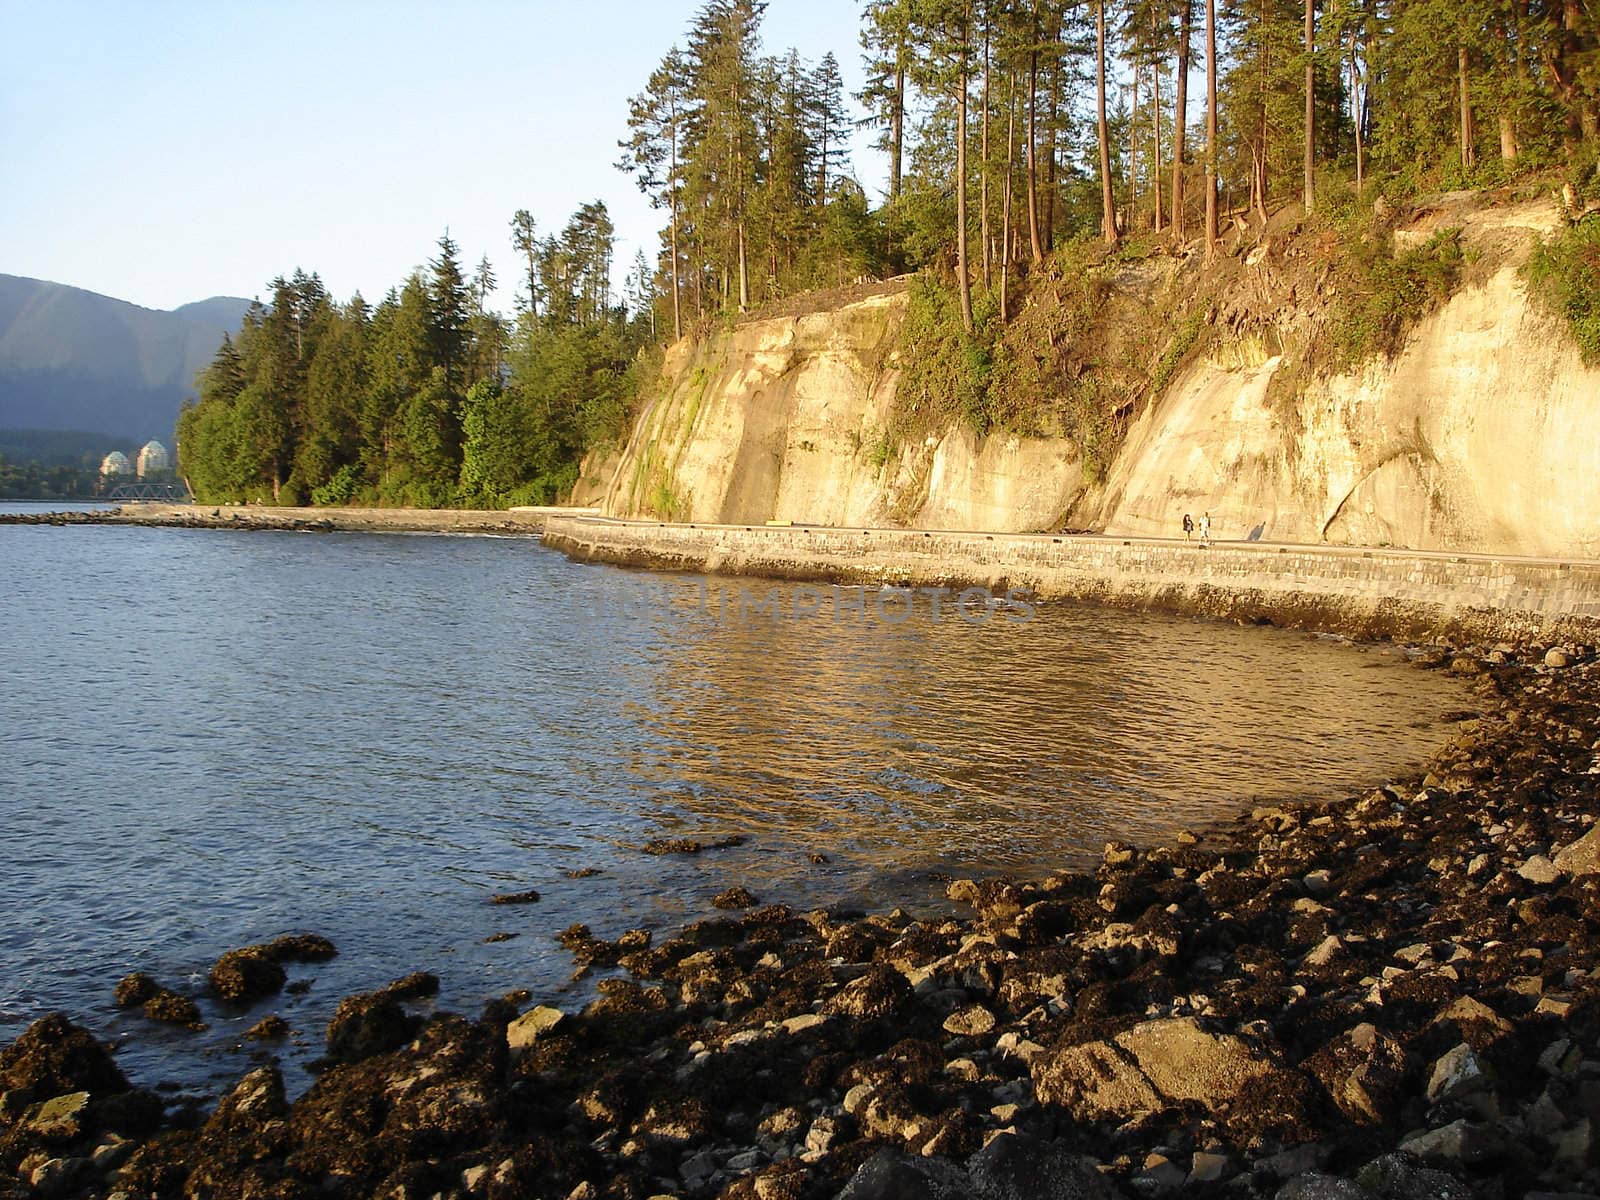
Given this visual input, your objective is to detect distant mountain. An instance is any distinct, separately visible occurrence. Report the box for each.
[0,275,252,454]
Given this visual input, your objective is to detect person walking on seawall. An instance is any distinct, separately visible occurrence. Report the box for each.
[1182,513,1194,542]
[1198,511,1211,547]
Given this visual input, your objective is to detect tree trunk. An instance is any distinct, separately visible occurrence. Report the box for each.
[957,13,974,333]
[1098,0,1119,245]
[524,248,538,320]
[738,223,749,312]
[1044,24,1060,250]
[891,42,905,199]
[1256,0,1271,224]
[1129,65,1140,231]
[1173,0,1191,239]
[669,114,682,341]
[1350,28,1365,193]
[818,126,828,201]
[1561,0,1584,138]
[1459,44,1476,171]
[981,29,992,288]
[1499,114,1520,161]
[1152,36,1164,233]
[1304,0,1315,212]
[1253,145,1268,223]
[1001,74,1016,323]
[669,201,682,341]
[1501,0,1524,162]
[1027,45,1044,262]
[1205,0,1219,256]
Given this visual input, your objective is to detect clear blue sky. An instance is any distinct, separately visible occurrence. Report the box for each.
[0,0,884,314]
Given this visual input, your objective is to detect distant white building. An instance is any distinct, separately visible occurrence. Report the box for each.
[100,450,131,476]
[136,440,170,477]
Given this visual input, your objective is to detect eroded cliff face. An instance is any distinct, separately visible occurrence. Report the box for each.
[601,198,1600,555]
[1090,200,1600,556]
[604,293,898,526]
[602,288,1083,532]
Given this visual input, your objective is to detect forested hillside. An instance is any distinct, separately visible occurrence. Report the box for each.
[176,217,648,507]
[0,275,249,445]
[177,0,1600,508]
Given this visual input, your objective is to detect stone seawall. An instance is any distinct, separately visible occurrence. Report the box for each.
[543,514,1600,645]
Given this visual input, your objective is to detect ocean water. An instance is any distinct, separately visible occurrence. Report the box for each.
[0,516,1469,1095]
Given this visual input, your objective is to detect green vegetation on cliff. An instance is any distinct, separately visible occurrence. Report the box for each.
[1264,214,1466,407]
[1320,228,1465,371]
[890,254,1157,482]
[1525,215,1600,364]
[882,196,1478,483]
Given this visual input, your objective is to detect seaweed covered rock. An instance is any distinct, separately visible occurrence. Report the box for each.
[967,1133,1128,1199]
[380,971,440,1001]
[713,885,760,910]
[0,1015,127,1111]
[263,933,337,962]
[180,1065,291,1199]
[113,973,204,1030]
[208,948,286,1004]
[325,991,416,1063]
[208,934,336,1003]
[821,966,911,1021]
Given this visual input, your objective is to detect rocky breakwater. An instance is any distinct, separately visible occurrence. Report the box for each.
[0,505,576,535]
[0,507,352,533]
[7,650,1600,1199]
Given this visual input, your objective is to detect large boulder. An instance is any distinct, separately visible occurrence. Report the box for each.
[0,1014,127,1112]
[1276,1176,1376,1200]
[208,948,286,1003]
[207,934,335,1004]
[325,993,415,1063]
[1354,1152,1473,1200]
[1304,1023,1410,1126]
[505,1005,566,1056]
[21,1091,89,1143]
[1553,823,1600,878]
[1032,1017,1310,1138]
[1031,1037,1162,1116]
[835,1150,975,1200]
[184,1068,294,1196]
[967,1133,1127,1199]
[821,965,911,1021]
[181,1065,292,1199]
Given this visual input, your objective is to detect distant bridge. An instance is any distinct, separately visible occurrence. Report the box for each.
[107,482,192,503]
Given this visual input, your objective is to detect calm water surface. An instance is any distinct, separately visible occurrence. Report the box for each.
[0,513,1470,1095]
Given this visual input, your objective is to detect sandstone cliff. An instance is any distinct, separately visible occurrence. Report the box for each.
[600,197,1600,556]
[602,287,1083,533]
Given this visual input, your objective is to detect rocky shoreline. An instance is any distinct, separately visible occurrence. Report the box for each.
[0,505,559,536]
[6,645,1600,1200]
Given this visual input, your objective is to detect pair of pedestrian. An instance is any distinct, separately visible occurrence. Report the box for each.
[1181,512,1211,546]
